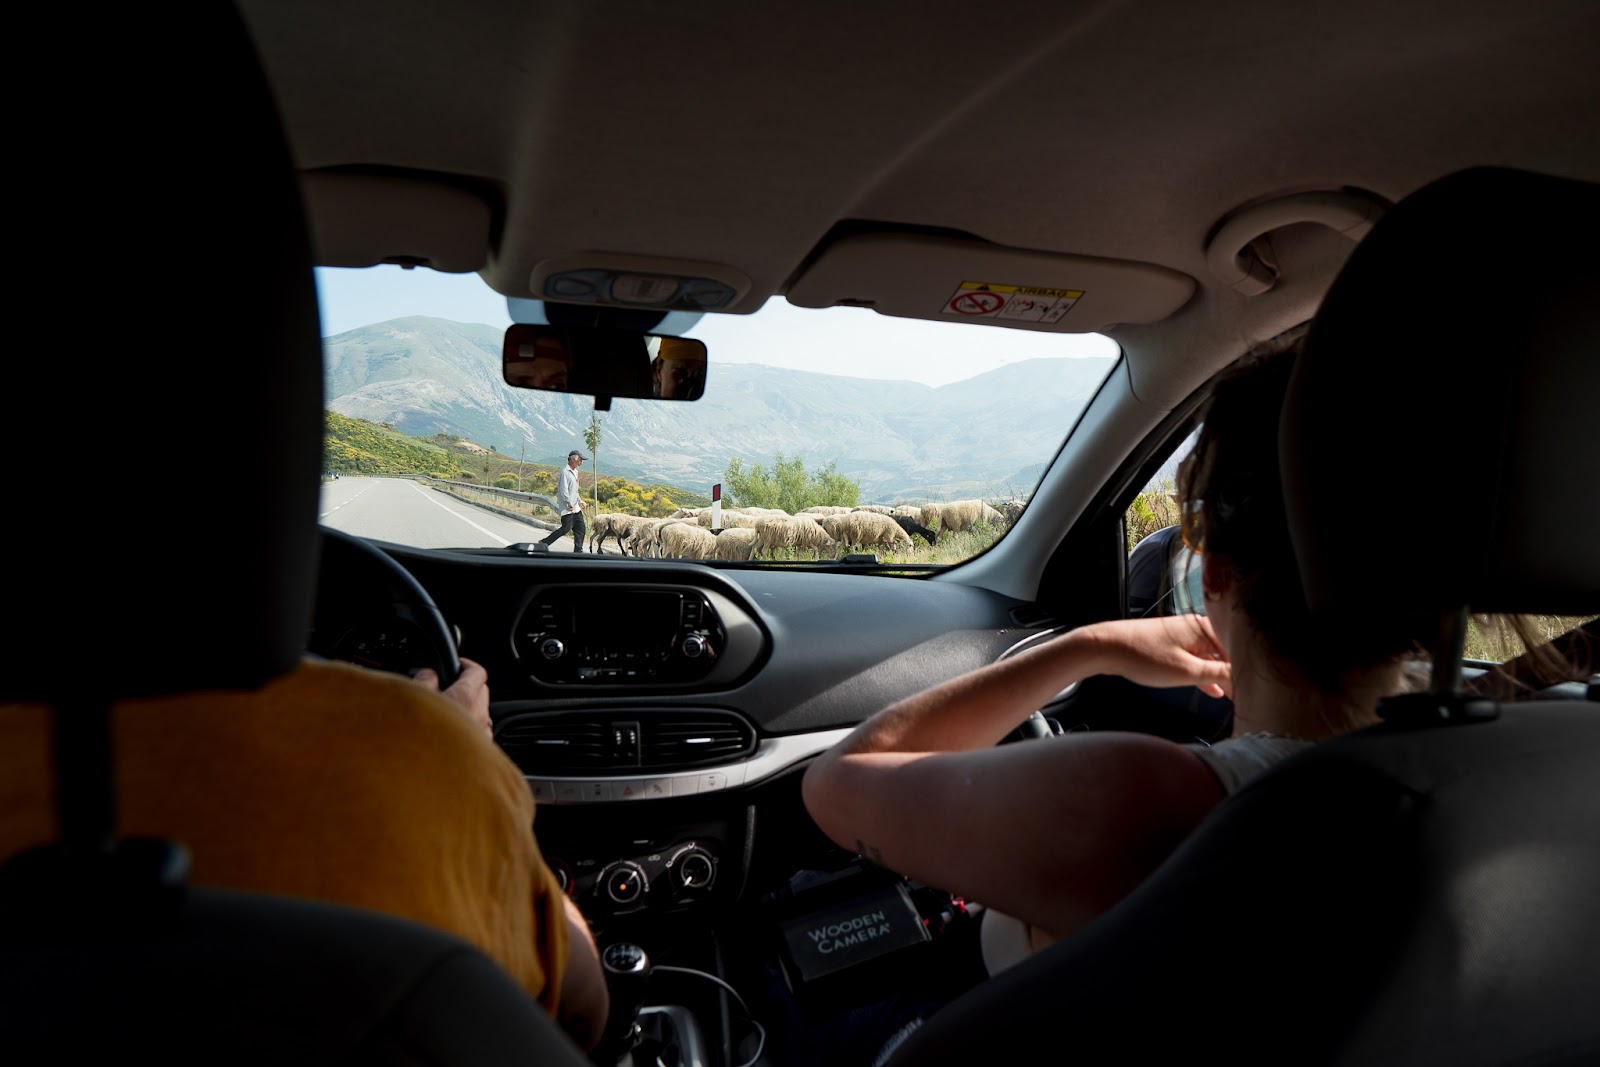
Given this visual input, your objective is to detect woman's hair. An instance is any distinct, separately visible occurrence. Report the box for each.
[1465,614,1596,699]
[1177,327,1420,694]
[1177,328,1591,700]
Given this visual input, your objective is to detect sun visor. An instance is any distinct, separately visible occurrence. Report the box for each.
[786,234,1195,333]
[299,173,491,273]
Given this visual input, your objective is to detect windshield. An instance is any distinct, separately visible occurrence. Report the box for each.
[316,265,1118,564]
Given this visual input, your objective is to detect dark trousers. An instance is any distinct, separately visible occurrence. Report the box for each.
[540,510,586,550]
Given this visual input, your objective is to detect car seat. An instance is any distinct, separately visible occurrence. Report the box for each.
[0,5,590,1064]
[886,166,1599,1065]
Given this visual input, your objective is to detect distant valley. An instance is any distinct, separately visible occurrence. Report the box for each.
[323,317,1116,501]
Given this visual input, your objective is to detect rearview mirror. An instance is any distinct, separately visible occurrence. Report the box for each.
[502,323,708,401]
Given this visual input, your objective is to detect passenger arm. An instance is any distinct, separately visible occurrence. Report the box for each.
[801,617,1231,941]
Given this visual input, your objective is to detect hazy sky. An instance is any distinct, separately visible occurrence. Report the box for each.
[315,266,1118,388]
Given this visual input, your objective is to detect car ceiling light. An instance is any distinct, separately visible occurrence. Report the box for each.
[532,254,751,313]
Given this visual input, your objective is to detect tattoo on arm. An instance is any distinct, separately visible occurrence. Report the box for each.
[856,838,886,867]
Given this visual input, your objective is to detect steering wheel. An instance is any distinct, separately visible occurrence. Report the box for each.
[993,628,1071,744]
[309,526,462,688]
[1000,710,1056,744]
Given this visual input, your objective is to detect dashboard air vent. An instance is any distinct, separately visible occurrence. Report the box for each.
[497,710,756,775]
[496,718,611,771]
[1009,603,1057,627]
[642,716,755,769]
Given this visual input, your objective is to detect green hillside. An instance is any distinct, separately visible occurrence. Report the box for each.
[323,411,463,478]
[323,413,709,513]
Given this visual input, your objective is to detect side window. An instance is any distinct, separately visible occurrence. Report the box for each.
[1124,428,1202,618]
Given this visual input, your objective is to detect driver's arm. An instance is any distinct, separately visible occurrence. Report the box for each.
[555,894,609,1051]
[801,617,1230,942]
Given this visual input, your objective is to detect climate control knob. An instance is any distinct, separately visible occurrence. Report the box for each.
[538,636,565,661]
[598,861,648,905]
[670,846,716,891]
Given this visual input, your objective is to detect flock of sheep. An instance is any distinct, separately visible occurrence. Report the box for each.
[586,499,1014,561]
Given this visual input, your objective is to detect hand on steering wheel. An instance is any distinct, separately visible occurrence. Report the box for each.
[414,657,491,737]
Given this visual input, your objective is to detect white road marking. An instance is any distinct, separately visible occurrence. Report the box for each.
[410,481,514,546]
[318,483,373,518]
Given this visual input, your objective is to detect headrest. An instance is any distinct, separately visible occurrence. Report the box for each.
[2,4,324,702]
[1282,167,1600,626]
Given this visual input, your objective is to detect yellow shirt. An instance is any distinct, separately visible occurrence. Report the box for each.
[0,658,569,1016]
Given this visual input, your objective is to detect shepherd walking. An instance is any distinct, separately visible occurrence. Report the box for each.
[540,449,587,551]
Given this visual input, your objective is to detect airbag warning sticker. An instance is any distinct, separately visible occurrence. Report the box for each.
[942,281,1084,323]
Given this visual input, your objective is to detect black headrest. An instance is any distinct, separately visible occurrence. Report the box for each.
[2,4,324,702]
[1283,167,1600,626]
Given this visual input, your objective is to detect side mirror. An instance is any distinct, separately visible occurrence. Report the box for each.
[502,323,708,401]
[1126,524,1205,618]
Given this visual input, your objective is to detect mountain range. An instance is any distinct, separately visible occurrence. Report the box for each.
[323,316,1117,501]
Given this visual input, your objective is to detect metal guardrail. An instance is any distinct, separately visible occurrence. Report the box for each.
[425,477,558,512]
[419,476,564,532]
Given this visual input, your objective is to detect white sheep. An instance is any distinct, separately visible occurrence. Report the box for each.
[798,505,853,516]
[626,517,679,558]
[853,504,893,514]
[821,511,915,554]
[623,519,658,558]
[697,508,762,529]
[819,511,921,556]
[589,512,646,554]
[994,498,1027,527]
[658,521,718,559]
[711,526,757,561]
[920,499,1006,534]
[753,515,835,559]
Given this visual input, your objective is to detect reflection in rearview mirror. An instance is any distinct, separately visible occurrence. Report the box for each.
[502,323,707,402]
[650,336,708,399]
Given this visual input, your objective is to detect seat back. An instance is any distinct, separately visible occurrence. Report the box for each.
[888,168,1600,1065]
[0,5,588,1063]
[2,889,589,1065]
[4,5,324,706]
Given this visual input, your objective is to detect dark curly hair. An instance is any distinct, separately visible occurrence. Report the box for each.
[1177,327,1421,695]
[1178,328,1590,703]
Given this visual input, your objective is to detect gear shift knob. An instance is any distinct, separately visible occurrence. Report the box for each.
[599,942,651,1055]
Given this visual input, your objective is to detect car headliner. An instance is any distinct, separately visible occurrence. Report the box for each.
[237,0,1599,419]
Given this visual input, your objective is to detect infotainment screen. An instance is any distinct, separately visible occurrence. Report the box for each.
[515,584,725,685]
[572,589,683,650]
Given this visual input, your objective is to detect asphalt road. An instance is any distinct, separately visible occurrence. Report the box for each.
[318,477,584,551]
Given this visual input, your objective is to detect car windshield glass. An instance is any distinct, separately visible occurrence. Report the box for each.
[316,265,1119,563]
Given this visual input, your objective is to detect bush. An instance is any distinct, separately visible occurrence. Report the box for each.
[494,474,518,489]
[724,452,861,512]
[1126,481,1181,551]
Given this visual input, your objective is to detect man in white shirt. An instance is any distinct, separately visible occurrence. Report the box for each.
[539,449,587,551]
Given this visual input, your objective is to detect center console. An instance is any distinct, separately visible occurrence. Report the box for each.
[511,582,766,690]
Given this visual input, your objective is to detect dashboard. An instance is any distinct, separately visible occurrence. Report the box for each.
[302,523,1271,1054]
[305,526,1252,939]
[307,528,1046,930]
